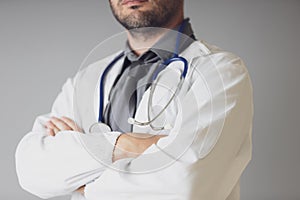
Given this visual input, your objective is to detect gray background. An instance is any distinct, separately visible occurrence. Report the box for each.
[0,0,299,199]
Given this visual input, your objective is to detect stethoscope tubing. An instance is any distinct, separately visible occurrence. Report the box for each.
[97,20,189,130]
[98,51,125,122]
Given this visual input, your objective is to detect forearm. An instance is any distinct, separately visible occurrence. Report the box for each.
[112,133,166,162]
[15,130,106,199]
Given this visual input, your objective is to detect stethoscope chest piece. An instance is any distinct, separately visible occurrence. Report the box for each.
[89,122,112,134]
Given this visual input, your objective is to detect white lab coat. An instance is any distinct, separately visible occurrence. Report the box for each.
[15,40,253,200]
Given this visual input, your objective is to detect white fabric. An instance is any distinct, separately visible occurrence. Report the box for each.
[15,78,121,199]
[15,40,253,200]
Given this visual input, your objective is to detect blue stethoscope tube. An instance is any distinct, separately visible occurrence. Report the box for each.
[97,21,189,130]
[98,51,125,123]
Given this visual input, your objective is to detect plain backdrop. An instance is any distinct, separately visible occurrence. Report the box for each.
[0,0,299,199]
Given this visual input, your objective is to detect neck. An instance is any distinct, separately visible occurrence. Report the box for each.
[126,16,184,56]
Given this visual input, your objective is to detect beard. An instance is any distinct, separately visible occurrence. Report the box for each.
[110,0,182,30]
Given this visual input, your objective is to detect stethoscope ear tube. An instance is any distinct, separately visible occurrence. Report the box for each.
[152,56,188,81]
[146,75,185,131]
[164,56,188,78]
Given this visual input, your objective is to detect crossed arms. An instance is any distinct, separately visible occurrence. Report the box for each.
[15,77,165,199]
[45,116,163,160]
[16,95,166,198]
[16,53,253,199]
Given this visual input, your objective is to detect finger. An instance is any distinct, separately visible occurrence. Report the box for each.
[46,128,55,137]
[45,121,60,136]
[45,121,59,136]
[50,117,72,131]
[76,185,85,195]
[45,120,58,130]
[53,127,60,135]
[61,116,82,132]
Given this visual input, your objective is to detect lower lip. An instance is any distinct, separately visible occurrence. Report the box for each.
[122,0,148,6]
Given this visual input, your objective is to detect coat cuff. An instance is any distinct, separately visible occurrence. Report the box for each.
[76,131,122,166]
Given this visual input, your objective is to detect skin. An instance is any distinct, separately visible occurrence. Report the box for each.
[47,0,185,195]
[109,0,184,55]
[45,116,82,136]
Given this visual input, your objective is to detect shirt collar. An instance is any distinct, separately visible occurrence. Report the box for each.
[124,18,196,63]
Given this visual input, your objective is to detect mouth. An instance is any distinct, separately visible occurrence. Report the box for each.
[121,0,148,6]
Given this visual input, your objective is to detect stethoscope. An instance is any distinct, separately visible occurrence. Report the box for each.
[89,21,189,134]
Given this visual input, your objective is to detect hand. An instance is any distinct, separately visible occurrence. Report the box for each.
[76,185,85,195]
[112,133,167,162]
[45,116,83,136]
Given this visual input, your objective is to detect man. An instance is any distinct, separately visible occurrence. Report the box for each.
[16,1,253,200]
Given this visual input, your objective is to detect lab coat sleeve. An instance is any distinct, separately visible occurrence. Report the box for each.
[15,77,120,199]
[83,53,253,200]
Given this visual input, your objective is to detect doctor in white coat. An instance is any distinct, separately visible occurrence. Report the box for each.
[15,0,253,200]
